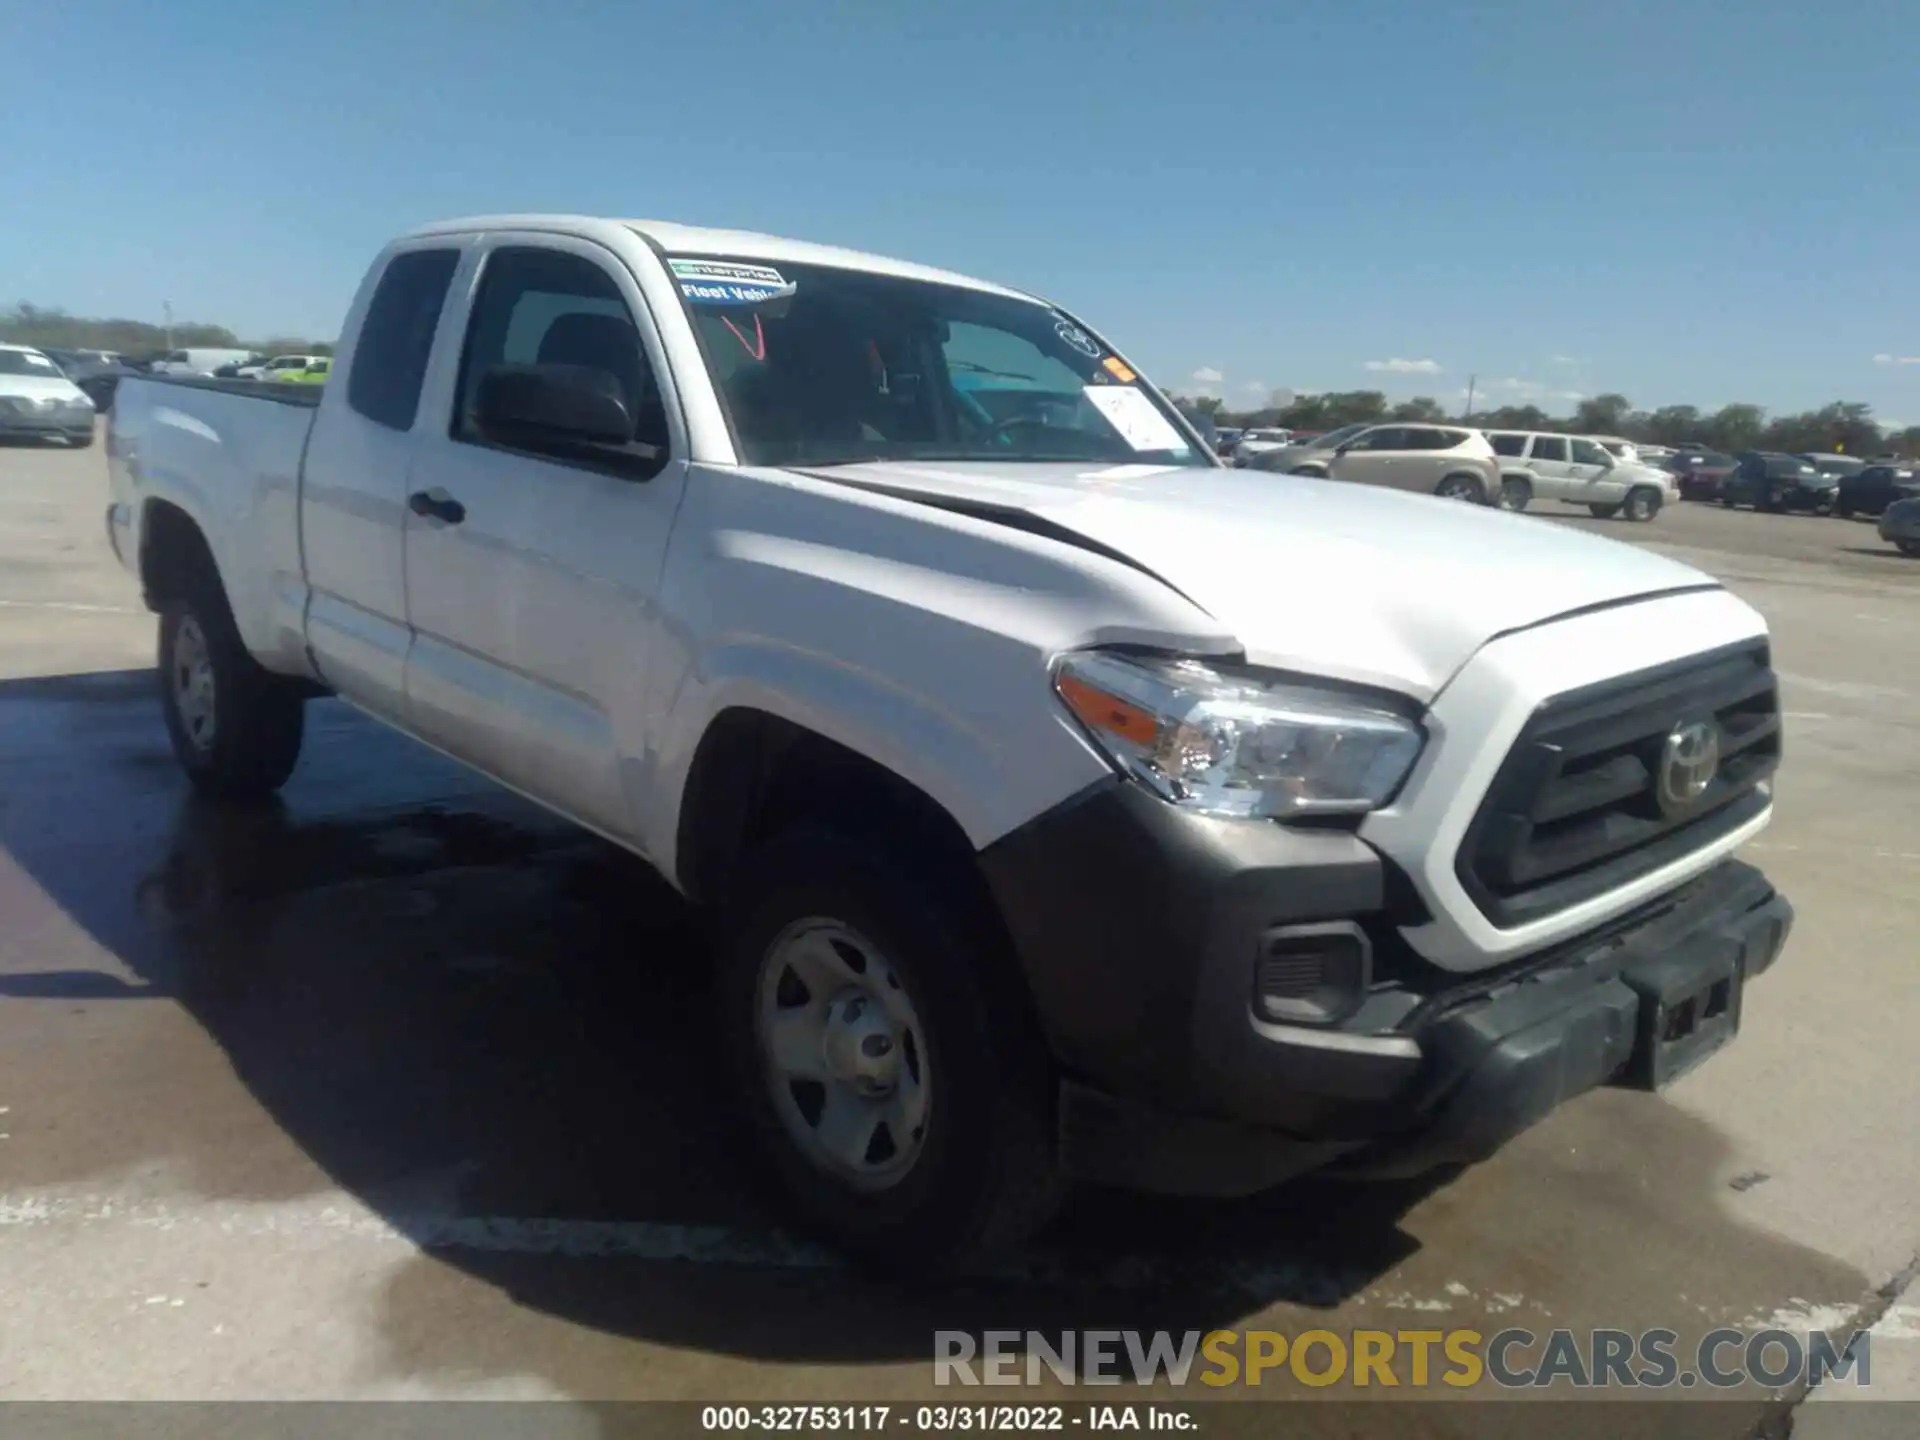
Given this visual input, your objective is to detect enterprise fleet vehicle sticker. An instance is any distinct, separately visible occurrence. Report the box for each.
[1083,386,1190,453]
[669,258,792,305]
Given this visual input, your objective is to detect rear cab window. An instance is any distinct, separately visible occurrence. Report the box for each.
[348,247,461,431]
[1488,433,1527,457]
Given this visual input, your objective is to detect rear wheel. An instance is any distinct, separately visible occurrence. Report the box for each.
[1496,476,1532,512]
[1899,540,1920,557]
[1435,473,1485,503]
[1289,465,1326,478]
[1622,486,1663,523]
[158,578,306,800]
[718,829,1063,1274]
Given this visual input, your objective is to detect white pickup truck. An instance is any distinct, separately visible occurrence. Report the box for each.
[106,215,1792,1272]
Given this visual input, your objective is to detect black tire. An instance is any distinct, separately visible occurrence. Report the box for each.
[1622,486,1662,523]
[158,574,305,801]
[1435,472,1485,503]
[1289,464,1326,477]
[1720,492,1738,509]
[1834,502,1854,520]
[1497,477,1532,512]
[1899,540,1920,558]
[68,430,96,449]
[717,828,1063,1275]
[1588,502,1622,519]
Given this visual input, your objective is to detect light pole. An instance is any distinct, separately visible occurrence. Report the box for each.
[1462,374,1477,420]
[163,301,175,352]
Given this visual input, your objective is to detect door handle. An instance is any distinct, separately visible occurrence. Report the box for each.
[408,489,466,525]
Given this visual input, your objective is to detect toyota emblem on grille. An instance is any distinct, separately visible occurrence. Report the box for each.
[1656,720,1721,814]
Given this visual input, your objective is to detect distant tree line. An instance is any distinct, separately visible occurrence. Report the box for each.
[0,303,333,361]
[1173,389,1920,459]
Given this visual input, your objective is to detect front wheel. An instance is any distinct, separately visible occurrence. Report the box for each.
[67,429,96,449]
[1435,473,1486,503]
[1622,486,1663,523]
[1496,477,1533,512]
[718,830,1063,1274]
[1898,540,1920,557]
[158,586,306,800]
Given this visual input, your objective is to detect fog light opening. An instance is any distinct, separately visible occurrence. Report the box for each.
[1253,922,1371,1027]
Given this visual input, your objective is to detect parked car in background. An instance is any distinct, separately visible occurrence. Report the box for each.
[151,347,258,377]
[40,346,132,411]
[279,357,332,384]
[1245,421,1373,474]
[1722,453,1832,513]
[1834,463,1918,518]
[1879,496,1920,555]
[1664,449,1737,501]
[1213,425,1243,456]
[1230,426,1294,466]
[0,342,98,446]
[1291,423,1500,503]
[241,353,330,381]
[1799,453,1864,491]
[1484,431,1669,521]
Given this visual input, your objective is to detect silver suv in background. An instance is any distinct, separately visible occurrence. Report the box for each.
[1257,422,1500,503]
[1486,431,1671,521]
[1229,426,1294,466]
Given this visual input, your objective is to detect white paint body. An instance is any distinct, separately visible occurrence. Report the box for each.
[106,214,1773,974]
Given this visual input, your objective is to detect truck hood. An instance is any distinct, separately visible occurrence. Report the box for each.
[790,460,1720,701]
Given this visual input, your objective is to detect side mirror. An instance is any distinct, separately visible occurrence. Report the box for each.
[1333,442,1355,457]
[475,363,634,450]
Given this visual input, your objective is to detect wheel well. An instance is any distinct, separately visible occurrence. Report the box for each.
[139,500,218,611]
[1440,471,1487,495]
[676,709,981,907]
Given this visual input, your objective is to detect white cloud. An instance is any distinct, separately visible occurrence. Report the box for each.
[1363,357,1442,375]
[1191,366,1224,385]
[1460,378,1584,406]
[1550,354,1578,366]
[1240,380,1268,395]
[1873,353,1920,366]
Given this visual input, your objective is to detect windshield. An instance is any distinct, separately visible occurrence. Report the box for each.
[1805,456,1862,475]
[673,257,1208,469]
[0,349,63,378]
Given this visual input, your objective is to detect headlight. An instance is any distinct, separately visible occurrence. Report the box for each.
[1053,651,1424,819]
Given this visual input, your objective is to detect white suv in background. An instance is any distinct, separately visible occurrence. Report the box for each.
[1284,423,1501,504]
[1487,431,1672,521]
[1229,426,1294,465]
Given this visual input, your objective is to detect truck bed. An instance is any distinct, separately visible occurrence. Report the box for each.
[108,374,324,677]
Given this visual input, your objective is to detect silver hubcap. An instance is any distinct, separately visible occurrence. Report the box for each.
[171,616,217,751]
[1440,479,1476,501]
[756,919,929,1191]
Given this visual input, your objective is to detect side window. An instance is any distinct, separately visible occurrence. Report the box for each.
[1532,436,1569,463]
[1569,438,1611,465]
[1489,433,1526,457]
[348,248,459,431]
[454,246,668,463]
[1356,427,1404,451]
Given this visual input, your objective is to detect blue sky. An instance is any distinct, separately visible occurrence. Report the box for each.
[6,0,1918,422]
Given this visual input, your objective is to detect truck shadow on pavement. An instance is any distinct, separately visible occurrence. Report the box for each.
[0,669,1871,1408]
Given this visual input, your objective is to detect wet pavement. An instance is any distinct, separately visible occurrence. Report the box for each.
[1,433,1916,1428]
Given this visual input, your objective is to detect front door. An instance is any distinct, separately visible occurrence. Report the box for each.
[401,236,687,843]
[1568,437,1627,504]
[1328,426,1407,489]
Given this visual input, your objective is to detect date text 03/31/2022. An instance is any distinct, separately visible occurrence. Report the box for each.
[700,1406,1194,1432]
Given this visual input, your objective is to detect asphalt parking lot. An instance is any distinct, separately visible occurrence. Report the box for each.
[1,432,1916,1429]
